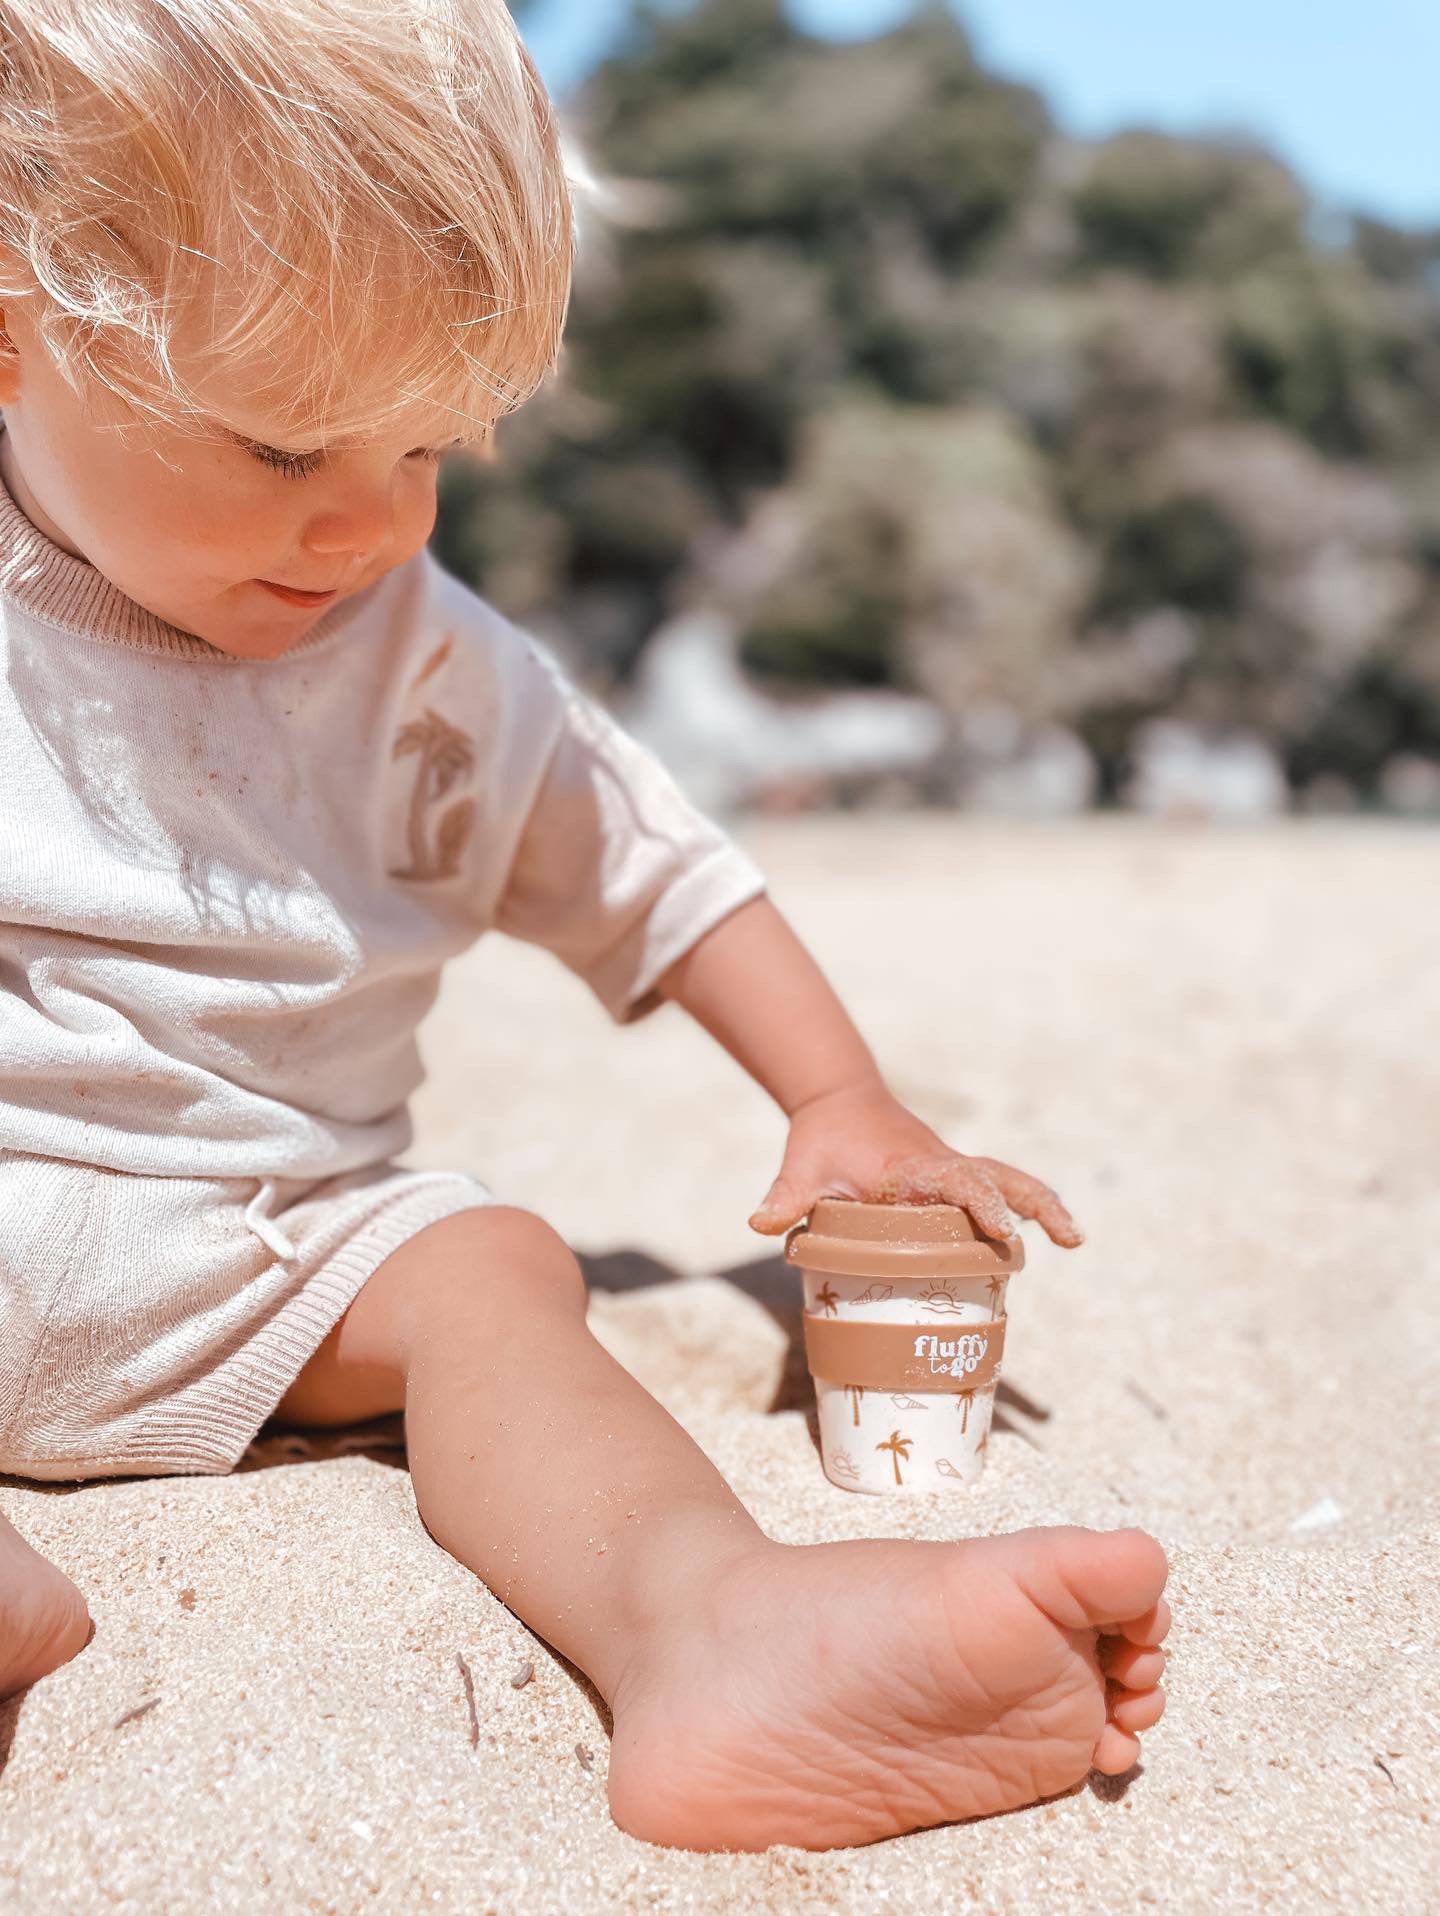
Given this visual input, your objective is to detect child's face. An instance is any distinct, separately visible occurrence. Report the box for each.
[0,298,466,660]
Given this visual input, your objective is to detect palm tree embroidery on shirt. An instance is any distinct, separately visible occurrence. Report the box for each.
[388,634,477,883]
[389,707,476,880]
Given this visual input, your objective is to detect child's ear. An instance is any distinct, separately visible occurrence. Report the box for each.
[454,425,498,472]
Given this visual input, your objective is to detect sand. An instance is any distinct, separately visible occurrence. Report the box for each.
[2,816,1436,1912]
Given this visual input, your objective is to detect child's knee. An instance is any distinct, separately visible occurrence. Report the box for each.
[454,1203,588,1314]
[369,1204,587,1359]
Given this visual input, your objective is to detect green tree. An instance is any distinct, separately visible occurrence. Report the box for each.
[448,1,1440,801]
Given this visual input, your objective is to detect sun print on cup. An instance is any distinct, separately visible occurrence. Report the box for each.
[920,1281,968,1315]
[828,1448,862,1484]
[876,1429,913,1486]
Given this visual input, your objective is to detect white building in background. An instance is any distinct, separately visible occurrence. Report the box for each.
[617,609,950,816]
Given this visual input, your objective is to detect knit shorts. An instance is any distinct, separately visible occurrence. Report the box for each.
[0,1147,500,1484]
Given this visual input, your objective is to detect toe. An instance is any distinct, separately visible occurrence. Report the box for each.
[1109,1685,1166,1734]
[1116,1596,1171,1648]
[1017,1527,1169,1634]
[0,1580,92,1699]
[1100,1640,1166,1689]
[1092,1723,1141,1775]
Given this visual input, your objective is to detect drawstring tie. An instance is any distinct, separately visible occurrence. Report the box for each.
[245,1179,297,1261]
[243,1169,474,1263]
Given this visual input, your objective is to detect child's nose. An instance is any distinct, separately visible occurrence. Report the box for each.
[302,485,400,557]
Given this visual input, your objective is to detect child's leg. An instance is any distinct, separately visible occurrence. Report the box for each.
[0,1506,93,1699]
[287,1206,1171,1853]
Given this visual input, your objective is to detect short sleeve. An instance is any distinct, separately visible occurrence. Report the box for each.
[492,681,769,1024]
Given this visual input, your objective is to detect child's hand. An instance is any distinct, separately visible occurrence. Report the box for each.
[748,1079,1083,1248]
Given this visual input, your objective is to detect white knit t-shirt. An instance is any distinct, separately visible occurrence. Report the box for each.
[0,448,768,1182]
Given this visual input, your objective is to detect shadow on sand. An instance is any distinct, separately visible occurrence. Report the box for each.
[241,1244,1051,1473]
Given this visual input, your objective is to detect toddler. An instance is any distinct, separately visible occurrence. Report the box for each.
[0,0,1169,1852]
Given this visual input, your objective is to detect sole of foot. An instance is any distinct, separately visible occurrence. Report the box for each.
[0,1507,94,1700]
[608,1523,1169,1852]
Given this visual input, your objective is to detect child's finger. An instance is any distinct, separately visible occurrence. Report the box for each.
[935,1164,1015,1239]
[748,1172,812,1234]
[978,1160,1084,1249]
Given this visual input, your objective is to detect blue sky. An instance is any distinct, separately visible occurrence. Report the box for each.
[519,0,1440,228]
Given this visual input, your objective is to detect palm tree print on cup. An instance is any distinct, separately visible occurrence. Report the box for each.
[845,1382,866,1427]
[389,708,477,881]
[814,1282,839,1317]
[986,1272,1009,1315]
[957,1386,977,1434]
[876,1429,913,1486]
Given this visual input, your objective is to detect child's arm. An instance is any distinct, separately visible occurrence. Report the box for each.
[653,893,1083,1248]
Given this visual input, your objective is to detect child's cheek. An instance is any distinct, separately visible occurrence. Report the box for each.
[159,480,284,572]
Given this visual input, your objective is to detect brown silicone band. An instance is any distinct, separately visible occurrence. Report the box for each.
[803,1315,1006,1393]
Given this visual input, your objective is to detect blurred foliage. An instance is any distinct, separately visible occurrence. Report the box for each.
[1071,132,1308,283]
[1093,494,1251,622]
[448,0,1440,797]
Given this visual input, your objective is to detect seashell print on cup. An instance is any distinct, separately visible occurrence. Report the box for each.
[784,1199,1023,1495]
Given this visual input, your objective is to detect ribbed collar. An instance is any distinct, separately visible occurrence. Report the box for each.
[0,417,379,662]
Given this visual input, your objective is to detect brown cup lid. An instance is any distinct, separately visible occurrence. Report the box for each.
[784,1198,1024,1280]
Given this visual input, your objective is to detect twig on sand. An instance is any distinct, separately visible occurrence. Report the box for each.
[112,1696,160,1731]
[1374,1757,1397,1787]
[454,1653,479,1749]
[575,1743,595,1772]
[1124,1379,1168,1421]
[510,1661,534,1690]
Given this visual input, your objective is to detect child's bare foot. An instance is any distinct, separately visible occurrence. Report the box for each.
[0,1507,93,1700]
[608,1524,1168,1852]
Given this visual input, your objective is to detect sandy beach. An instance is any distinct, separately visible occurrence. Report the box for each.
[2,816,1436,1911]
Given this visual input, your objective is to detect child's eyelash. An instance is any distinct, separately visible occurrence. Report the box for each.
[254,446,323,480]
[251,444,448,481]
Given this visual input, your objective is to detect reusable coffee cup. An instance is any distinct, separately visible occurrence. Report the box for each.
[784,1198,1023,1494]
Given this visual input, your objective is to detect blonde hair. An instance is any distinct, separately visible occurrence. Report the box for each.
[0,0,575,450]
